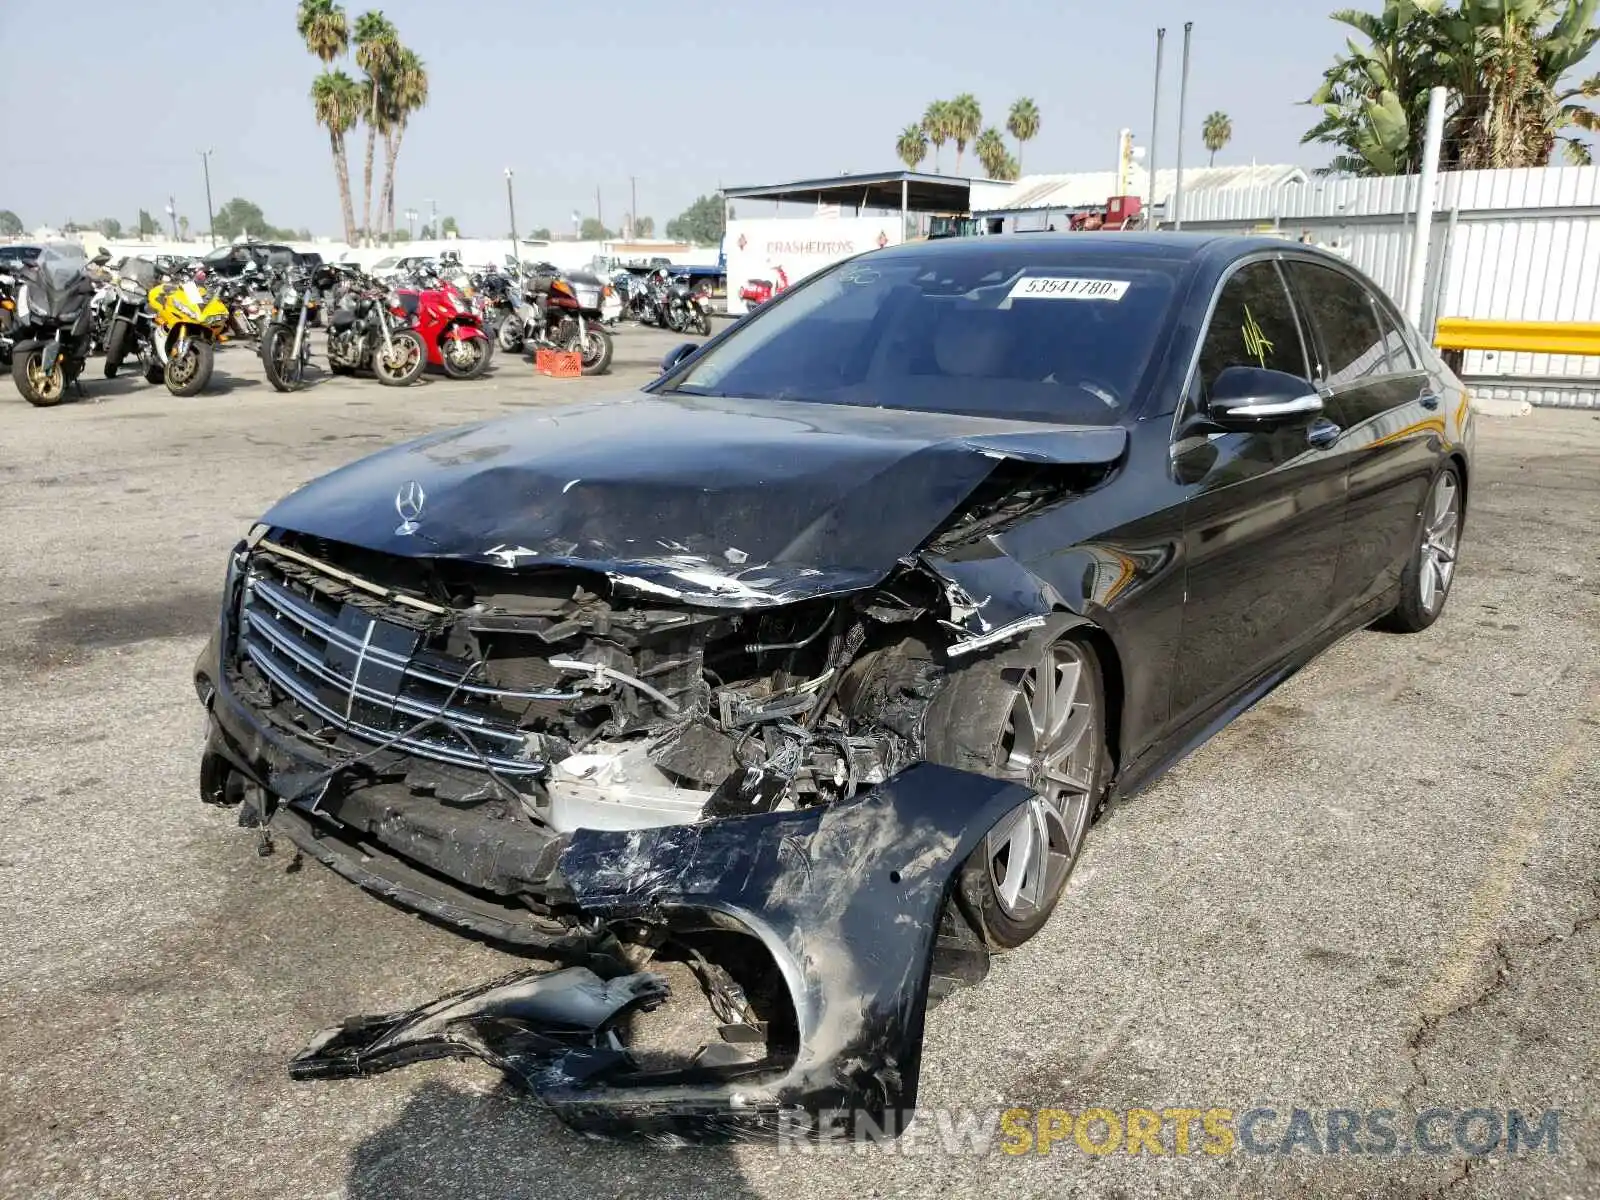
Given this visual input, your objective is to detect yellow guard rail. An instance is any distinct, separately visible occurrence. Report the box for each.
[1433,318,1600,356]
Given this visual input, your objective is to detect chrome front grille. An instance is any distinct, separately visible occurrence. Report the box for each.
[238,556,578,777]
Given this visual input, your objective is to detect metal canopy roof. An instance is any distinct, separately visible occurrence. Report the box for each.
[722,171,976,213]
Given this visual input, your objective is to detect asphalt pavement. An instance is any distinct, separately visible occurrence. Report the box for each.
[0,331,1596,1200]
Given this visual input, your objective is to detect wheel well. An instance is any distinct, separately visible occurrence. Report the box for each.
[1449,451,1470,519]
[1071,621,1125,778]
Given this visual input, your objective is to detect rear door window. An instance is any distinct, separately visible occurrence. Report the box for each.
[1285,261,1391,388]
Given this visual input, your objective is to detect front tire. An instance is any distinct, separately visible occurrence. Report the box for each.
[104,320,129,378]
[926,632,1109,949]
[1379,465,1463,633]
[12,346,67,406]
[165,336,214,396]
[260,326,304,393]
[440,329,490,379]
[569,325,613,376]
[373,329,426,386]
[497,316,524,354]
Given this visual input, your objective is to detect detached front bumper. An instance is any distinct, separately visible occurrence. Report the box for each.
[289,763,1027,1140]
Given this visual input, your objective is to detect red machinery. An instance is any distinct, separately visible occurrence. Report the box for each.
[1069,195,1143,231]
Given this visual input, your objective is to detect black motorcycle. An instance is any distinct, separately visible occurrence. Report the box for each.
[4,254,98,406]
[102,257,164,384]
[323,269,428,386]
[259,265,329,392]
[666,278,713,337]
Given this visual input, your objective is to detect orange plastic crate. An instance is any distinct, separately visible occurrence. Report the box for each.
[535,349,582,378]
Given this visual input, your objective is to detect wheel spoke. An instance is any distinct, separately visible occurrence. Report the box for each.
[1430,508,1458,541]
[1419,553,1437,609]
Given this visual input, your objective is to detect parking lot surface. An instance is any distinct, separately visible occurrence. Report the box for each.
[0,333,1596,1200]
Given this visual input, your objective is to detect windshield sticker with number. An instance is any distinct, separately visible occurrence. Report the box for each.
[1006,276,1130,301]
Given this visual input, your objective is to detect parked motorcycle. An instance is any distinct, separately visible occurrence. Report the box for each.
[739,265,789,311]
[323,270,429,386]
[515,265,615,375]
[259,265,327,392]
[665,277,713,336]
[3,254,97,406]
[147,272,231,395]
[393,265,491,379]
[102,257,164,383]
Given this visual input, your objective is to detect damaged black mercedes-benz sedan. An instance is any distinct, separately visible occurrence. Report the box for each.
[194,234,1472,1139]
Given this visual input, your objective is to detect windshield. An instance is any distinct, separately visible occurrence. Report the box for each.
[667,247,1180,424]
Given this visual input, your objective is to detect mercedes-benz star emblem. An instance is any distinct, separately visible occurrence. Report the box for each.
[394,480,426,536]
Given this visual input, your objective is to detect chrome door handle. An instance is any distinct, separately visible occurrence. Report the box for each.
[1307,417,1342,448]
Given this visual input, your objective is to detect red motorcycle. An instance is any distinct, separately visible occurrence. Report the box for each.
[392,269,491,379]
[738,264,788,311]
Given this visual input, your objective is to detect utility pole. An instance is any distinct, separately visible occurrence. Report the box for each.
[504,169,519,269]
[1147,28,1165,228]
[423,198,438,238]
[630,175,637,239]
[199,150,216,246]
[1173,21,1193,231]
[596,185,603,236]
[166,197,178,241]
[1404,86,1448,328]
[404,208,418,240]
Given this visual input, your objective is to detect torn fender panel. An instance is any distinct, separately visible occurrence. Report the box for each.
[291,763,1037,1139]
[260,393,1126,607]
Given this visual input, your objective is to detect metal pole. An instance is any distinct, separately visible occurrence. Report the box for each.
[596,185,603,236]
[1147,27,1165,227]
[1404,86,1447,327]
[167,196,178,241]
[504,170,519,269]
[1173,21,1192,230]
[631,176,637,239]
[901,177,908,241]
[199,150,216,247]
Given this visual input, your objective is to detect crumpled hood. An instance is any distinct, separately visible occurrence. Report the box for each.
[263,392,1127,606]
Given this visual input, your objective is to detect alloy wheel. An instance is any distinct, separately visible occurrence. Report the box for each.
[984,643,1099,922]
[1419,473,1460,614]
[28,358,64,402]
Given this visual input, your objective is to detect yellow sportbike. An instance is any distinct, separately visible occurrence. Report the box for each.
[147,277,230,395]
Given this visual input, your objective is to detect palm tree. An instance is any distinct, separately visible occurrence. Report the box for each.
[947,93,982,174]
[297,0,351,241]
[974,127,1008,178]
[296,0,349,63]
[353,10,399,245]
[1006,97,1041,173]
[378,47,428,245]
[923,100,951,172]
[312,70,362,245]
[1202,111,1234,165]
[896,123,928,171]
[1304,0,1600,173]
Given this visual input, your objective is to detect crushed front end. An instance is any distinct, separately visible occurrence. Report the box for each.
[192,455,1107,1137]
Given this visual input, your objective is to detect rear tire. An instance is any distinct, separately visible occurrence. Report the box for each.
[1378,465,1463,633]
[12,346,66,406]
[925,630,1109,949]
[497,316,524,354]
[373,329,426,386]
[165,336,214,397]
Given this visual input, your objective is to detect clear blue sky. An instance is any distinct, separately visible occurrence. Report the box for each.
[0,1,1412,237]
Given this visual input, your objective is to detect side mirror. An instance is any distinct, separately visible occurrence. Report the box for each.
[660,342,700,373]
[1207,366,1322,427]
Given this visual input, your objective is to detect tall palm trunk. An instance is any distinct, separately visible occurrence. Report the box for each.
[387,124,405,243]
[330,130,356,247]
[360,77,380,245]
[379,127,401,246]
